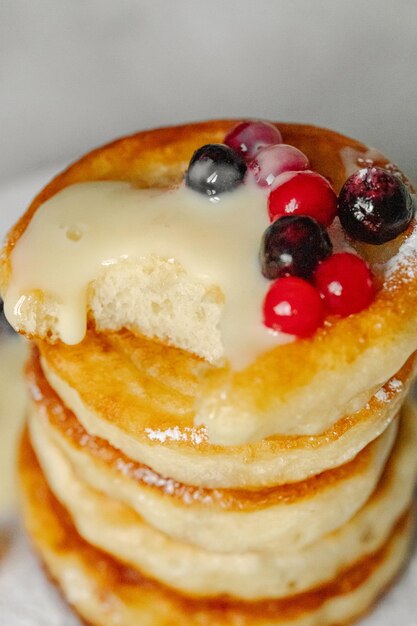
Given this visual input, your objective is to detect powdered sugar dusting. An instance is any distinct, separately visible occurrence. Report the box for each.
[375,388,389,403]
[115,454,217,505]
[388,378,403,392]
[144,425,207,445]
[384,218,417,285]
[374,377,403,404]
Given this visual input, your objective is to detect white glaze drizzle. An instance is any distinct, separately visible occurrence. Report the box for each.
[4,182,293,369]
[4,149,415,371]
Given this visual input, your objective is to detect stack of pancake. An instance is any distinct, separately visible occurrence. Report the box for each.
[2,121,417,625]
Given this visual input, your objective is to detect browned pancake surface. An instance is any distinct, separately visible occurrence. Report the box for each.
[2,121,417,430]
[18,430,412,626]
[27,350,395,511]
[34,335,417,454]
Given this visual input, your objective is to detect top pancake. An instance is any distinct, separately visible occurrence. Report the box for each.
[2,121,417,444]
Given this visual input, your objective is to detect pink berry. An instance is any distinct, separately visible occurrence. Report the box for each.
[314,253,375,317]
[263,276,325,337]
[268,170,337,227]
[247,144,309,188]
[224,121,282,161]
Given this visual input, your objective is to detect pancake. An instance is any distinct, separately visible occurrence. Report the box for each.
[19,429,415,624]
[34,335,417,488]
[27,369,398,553]
[5,120,417,624]
[1,121,416,445]
[27,402,417,600]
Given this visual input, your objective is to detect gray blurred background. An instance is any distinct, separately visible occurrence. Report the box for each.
[1,4,417,624]
[1,0,417,184]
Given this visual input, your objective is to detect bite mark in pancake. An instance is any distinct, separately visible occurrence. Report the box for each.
[4,120,417,623]
[2,120,417,445]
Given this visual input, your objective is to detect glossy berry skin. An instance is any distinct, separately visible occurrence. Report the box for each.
[247,144,309,188]
[224,121,282,161]
[185,144,247,197]
[260,215,332,280]
[314,253,375,317]
[268,170,337,227]
[263,277,325,337]
[338,167,415,244]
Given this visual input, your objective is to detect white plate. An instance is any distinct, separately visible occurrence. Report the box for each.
[0,171,416,626]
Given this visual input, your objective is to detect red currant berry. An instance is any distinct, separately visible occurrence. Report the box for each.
[268,170,337,227]
[247,144,309,188]
[338,167,415,244]
[224,121,282,161]
[314,253,375,317]
[263,277,325,337]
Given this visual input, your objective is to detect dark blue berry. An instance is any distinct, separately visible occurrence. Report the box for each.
[338,167,415,245]
[185,144,247,197]
[260,215,333,280]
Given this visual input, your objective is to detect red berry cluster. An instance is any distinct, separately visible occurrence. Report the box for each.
[225,120,378,338]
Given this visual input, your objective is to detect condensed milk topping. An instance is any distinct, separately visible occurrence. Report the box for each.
[4,182,293,369]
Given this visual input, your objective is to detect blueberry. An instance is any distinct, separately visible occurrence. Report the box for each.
[185,144,247,197]
[260,215,333,280]
[338,167,415,245]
